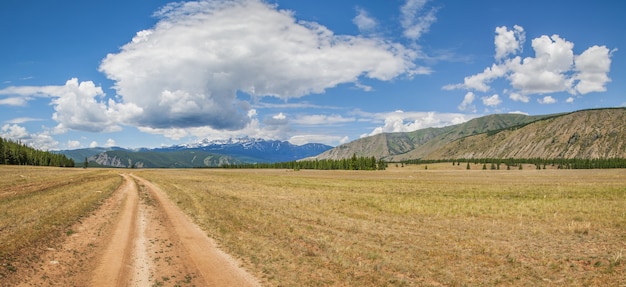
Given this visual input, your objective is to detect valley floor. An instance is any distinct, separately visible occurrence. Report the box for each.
[1,165,625,286]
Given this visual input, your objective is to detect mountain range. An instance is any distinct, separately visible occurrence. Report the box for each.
[314,108,626,161]
[58,137,332,168]
[58,108,626,168]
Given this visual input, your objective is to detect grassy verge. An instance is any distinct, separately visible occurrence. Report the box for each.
[137,167,626,286]
[0,166,122,277]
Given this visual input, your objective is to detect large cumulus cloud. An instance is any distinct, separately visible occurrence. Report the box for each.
[99,0,420,131]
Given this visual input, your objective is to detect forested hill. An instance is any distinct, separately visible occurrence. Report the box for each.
[0,137,74,167]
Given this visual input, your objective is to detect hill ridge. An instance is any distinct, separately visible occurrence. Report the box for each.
[426,108,626,160]
[314,108,626,161]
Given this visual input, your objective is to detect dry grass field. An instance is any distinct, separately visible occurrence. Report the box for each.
[135,165,626,286]
[0,166,121,277]
[1,165,625,286]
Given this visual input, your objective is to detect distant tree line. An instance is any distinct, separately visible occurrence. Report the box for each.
[400,157,626,169]
[0,137,74,167]
[223,154,387,170]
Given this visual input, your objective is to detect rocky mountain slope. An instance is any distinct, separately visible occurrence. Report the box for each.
[314,113,553,161]
[426,108,626,160]
[314,108,626,161]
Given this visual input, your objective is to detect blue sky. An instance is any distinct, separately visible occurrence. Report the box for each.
[0,0,623,150]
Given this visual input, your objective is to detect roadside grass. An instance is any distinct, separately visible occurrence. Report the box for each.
[137,167,626,286]
[0,166,121,277]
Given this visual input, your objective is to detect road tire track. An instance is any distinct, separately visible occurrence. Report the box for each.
[131,175,260,287]
[91,174,138,286]
[15,173,260,287]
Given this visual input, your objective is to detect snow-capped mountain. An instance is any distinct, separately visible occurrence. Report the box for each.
[58,137,333,168]
[165,137,333,163]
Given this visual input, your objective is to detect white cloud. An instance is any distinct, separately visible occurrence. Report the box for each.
[537,96,557,104]
[67,140,81,149]
[139,112,289,144]
[457,63,508,92]
[104,138,117,147]
[89,141,98,148]
[264,112,289,126]
[1,124,28,139]
[138,127,191,141]
[0,84,62,98]
[509,92,529,103]
[482,94,502,107]
[509,111,529,115]
[288,134,347,146]
[457,92,476,112]
[573,45,614,94]
[5,117,42,124]
[353,7,377,33]
[50,79,127,133]
[445,25,614,101]
[400,0,437,40]
[354,82,373,92]
[494,25,525,61]
[566,97,575,103]
[0,97,29,106]
[0,124,58,150]
[99,0,420,132]
[364,110,472,136]
[291,114,355,125]
[1,0,440,146]
[507,34,574,95]
[0,78,129,133]
[272,112,286,121]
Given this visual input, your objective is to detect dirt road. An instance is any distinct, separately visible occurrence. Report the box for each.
[15,174,260,287]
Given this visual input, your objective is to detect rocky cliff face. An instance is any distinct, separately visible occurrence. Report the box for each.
[90,153,125,167]
[89,153,144,168]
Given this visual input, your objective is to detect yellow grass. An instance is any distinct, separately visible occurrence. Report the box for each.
[1,165,624,285]
[0,166,122,266]
[136,167,626,286]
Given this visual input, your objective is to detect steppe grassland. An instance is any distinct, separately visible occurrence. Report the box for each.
[0,166,122,261]
[137,166,626,286]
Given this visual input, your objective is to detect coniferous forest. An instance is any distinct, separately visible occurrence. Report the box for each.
[0,137,74,167]
[223,154,388,170]
[402,157,626,169]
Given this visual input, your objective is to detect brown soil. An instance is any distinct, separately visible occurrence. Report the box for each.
[11,174,260,287]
